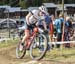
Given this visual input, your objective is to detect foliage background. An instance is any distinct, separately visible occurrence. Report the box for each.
[0,0,75,8]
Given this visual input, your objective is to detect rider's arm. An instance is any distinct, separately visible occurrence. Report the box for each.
[26,12,32,25]
[42,19,47,30]
[40,15,47,30]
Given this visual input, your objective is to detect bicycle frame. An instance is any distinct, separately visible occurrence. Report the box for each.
[16,26,48,60]
[25,27,39,49]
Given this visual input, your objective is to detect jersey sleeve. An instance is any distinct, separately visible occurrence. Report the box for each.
[40,16,45,20]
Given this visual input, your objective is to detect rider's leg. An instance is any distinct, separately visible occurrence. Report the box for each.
[21,29,29,43]
[19,29,29,51]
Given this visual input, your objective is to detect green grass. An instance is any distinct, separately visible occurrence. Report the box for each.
[0,39,18,48]
[44,47,75,62]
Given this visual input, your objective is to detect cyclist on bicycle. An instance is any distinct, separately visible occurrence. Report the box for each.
[21,5,48,48]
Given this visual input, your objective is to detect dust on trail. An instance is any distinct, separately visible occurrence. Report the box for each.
[0,45,75,64]
[0,46,31,64]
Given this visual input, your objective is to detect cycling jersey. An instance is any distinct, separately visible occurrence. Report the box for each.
[31,10,40,20]
[45,15,51,25]
[27,10,46,25]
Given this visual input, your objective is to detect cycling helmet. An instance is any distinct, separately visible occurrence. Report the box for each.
[39,5,48,14]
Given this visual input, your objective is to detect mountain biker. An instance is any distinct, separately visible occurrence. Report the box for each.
[20,5,48,49]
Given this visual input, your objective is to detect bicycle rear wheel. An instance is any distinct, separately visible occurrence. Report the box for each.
[30,33,48,60]
[16,41,26,59]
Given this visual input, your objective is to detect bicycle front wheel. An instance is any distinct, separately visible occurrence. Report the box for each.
[30,33,48,60]
[16,41,26,59]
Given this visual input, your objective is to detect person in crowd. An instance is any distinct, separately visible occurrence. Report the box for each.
[54,13,64,48]
[64,16,73,47]
[49,15,56,48]
[51,14,56,41]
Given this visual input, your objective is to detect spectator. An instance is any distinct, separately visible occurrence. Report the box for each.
[55,13,64,48]
[49,15,56,48]
[64,16,73,47]
[51,15,56,37]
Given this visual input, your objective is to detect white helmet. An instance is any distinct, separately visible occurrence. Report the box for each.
[39,5,48,14]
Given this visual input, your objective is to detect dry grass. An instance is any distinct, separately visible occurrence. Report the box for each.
[44,47,75,63]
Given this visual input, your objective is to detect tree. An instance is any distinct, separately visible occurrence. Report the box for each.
[0,0,75,8]
[10,0,19,7]
[19,0,28,8]
[32,0,42,6]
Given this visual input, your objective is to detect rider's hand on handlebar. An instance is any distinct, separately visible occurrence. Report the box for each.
[44,30,48,34]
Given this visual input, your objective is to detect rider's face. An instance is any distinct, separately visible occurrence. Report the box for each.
[38,10,44,16]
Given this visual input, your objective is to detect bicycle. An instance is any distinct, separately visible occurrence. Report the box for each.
[16,26,48,60]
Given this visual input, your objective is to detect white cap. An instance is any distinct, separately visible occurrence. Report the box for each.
[66,16,70,21]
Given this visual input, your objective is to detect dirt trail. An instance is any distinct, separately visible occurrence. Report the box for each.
[0,45,75,64]
[0,46,29,64]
